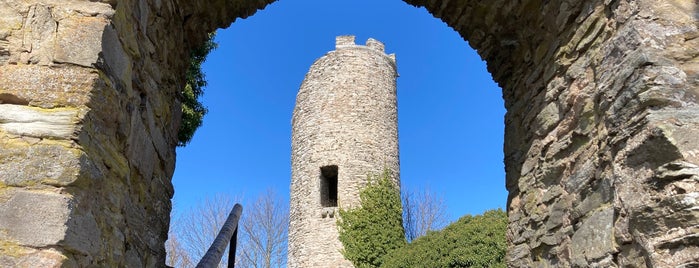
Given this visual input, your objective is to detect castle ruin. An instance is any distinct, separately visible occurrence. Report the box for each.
[288,36,400,267]
[0,0,697,267]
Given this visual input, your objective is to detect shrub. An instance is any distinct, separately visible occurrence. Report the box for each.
[381,209,507,268]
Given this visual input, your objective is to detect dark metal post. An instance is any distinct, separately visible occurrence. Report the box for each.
[228,228,237,268]
[196,204,243,268]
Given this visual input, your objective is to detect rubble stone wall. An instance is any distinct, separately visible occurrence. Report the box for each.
[0,0,696,266]
[0,0,273,266]
[289,36,399,268]
[403,1,699,266]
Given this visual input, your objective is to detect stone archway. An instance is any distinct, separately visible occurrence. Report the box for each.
[0,0,697,267]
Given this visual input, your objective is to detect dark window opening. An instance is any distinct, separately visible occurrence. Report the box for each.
[320,165,338,207]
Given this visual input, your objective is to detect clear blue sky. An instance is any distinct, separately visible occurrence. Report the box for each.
[172,0,507,222]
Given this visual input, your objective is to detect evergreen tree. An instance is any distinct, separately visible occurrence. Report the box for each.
[178,32,217,146]
[337,170,406,268]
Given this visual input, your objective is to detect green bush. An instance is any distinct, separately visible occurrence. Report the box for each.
[178,32,217,146]
[381,209,507,268]
[337,170,406,267]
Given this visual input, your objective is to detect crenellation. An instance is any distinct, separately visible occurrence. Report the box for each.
[333,35,397,68]
[365,38,385,52]
[335,35,356,48]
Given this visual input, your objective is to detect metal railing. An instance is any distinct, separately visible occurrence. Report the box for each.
[195,204,243,268]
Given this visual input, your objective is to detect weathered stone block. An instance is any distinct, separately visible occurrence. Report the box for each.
[63,208,101,258]
[0,65,97,108]
[0,139,82,187]
[0,247,65,268]
[54,16,108,67]
[0,104,78,139]
[0,190,70,247]
[570,207,614,267]
[19,5,56,65]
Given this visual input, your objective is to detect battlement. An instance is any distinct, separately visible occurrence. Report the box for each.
[335,35,396,63]
[335,35,356,48]
[366,38,385,51]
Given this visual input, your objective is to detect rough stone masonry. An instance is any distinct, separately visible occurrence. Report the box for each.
[0,0,697,267]
[288,36,400,268]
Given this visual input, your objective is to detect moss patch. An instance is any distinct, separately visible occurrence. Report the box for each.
[0,239,29,258]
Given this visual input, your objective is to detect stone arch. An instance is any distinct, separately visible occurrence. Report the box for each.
[0,0,697,267]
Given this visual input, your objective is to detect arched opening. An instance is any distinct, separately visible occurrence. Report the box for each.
[170,0,506,265]
[169,1,699,267]
[172,0,506,221]
[2,0,695,267]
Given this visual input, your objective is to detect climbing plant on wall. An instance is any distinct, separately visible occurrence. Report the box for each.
[337,169,406,267]
[178,32,218,146]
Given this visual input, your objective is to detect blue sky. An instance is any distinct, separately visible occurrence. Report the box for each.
[172,0,507,222]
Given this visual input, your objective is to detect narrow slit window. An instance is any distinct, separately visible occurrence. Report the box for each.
[320,165,338,207]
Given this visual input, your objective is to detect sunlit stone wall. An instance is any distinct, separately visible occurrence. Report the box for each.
[288,36,400,268]
[0,0,273,266]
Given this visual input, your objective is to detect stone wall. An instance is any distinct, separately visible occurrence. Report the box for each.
[0,0,273,266]
[288,36,400,268]
[0,0,696,267]
[403,0,699,266]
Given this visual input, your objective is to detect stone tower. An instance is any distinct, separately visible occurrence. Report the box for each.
[288,36,400,267]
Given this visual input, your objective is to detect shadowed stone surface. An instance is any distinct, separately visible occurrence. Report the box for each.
[0,0,696,266]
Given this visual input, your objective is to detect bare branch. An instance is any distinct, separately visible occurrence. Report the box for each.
[402,186,449,242]
[168,193,239,268]
[238,189,289,268]
[166,190,289,268]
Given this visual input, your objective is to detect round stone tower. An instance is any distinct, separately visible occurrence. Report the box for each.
[288,36,400,267]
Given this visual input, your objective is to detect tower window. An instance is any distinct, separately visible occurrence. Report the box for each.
[320,165,338,207]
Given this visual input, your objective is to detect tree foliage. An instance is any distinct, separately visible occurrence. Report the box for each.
[381,209,508,268]
[178,32,218,146]
[337,170,406,268]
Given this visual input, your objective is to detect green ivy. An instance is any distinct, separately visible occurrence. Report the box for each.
[337,169,407,268]
[178,32,218,146]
